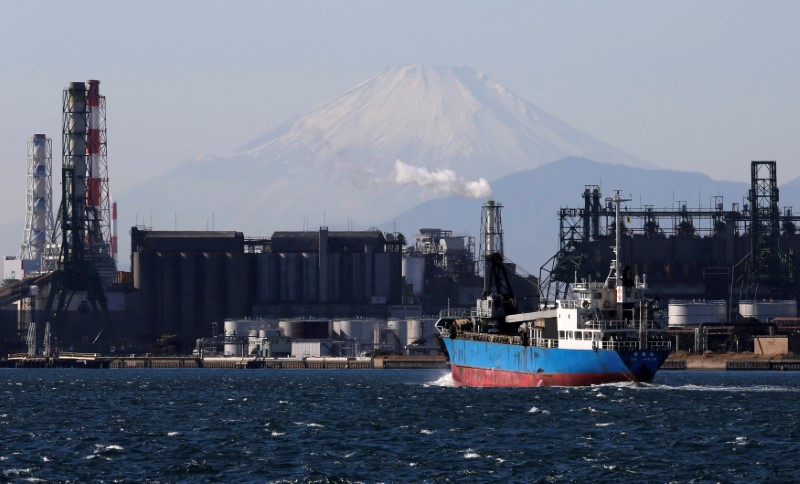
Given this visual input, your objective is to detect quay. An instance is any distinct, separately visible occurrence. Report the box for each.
[0,353,449,370]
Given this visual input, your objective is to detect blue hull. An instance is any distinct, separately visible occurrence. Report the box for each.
[442,337,670,387]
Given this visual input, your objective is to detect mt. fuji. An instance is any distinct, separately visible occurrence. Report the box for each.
[120,65,650,252]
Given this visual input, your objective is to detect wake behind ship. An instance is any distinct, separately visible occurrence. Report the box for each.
[436,195,671,387]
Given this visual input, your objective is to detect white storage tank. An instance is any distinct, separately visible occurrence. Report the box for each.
[668,300,727,327]
[407,319,423,346]
[224,319,272,356]
[402,255,425,296]
[386,320,407,353]
[739,300,798,322]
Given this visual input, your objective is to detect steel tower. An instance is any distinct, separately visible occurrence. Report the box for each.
[40,81,112,350]
[18,134,54,272]
[85,80,117,282]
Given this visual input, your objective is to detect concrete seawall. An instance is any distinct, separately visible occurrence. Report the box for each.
[1,354,449,370]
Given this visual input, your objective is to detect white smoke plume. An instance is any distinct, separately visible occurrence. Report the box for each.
[393,160,492,199]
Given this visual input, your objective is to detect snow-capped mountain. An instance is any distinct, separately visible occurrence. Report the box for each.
[120,64,649,248]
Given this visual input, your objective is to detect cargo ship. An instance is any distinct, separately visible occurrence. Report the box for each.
[436,194,672,387]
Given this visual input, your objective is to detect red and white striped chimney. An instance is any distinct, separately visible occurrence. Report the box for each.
[111,199,118,264]
[86,80,102,209]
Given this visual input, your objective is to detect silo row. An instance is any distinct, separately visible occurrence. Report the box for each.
[133,251,253,345]
[254,251,395,304]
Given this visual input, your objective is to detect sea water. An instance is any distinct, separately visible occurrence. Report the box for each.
[1,369,798,482]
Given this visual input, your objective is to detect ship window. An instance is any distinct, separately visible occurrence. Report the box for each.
[567,331,573,339]
[594,292,602,299]
[559,331,565,338]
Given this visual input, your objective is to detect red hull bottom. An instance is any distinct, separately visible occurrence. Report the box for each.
[451,364,636,387]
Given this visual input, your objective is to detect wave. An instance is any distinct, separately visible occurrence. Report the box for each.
[423,371,455,387]
[592,381,800,392]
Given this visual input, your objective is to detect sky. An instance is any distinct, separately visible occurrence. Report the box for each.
[1,0,798,234]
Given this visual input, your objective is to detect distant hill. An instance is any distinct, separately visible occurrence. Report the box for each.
[383,157,795,274]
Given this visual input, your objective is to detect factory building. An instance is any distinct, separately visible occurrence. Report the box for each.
[130,226,404,351]
[543,162,800,309]
[403,228,539,314]
[541,161,800,353]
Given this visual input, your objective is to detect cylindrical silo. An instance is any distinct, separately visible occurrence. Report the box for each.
[226,252,249,318]
[256,252,278,302]
[159,252,181,335]
[280,253,302,302]
[407,319,423,346]
[204,252,225,324]
[668,300,727,327]
[739,300,798,322]
[278,319,293,338]
[351,253,365,302]
[402,255,426,296]
[303,253,318,301]
[387,320,407,353]
[180,252,201,338]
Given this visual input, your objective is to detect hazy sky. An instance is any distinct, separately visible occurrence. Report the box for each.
[1,0,798,227]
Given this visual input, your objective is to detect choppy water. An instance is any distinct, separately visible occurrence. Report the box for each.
[1,369,799,482]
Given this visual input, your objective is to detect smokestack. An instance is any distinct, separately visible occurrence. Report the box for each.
[111,199,118,265]
[18,134,54,272]
[64,82,88,245]
[86,80,102,208]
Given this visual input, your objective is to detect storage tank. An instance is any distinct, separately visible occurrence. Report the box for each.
[739,300,798,322]
[402,256,425,296]
[334,319,352,340]
[407,319,424,346]
[386,320,407,353]
[248,329,260,355]
[668,300,727,327]
[223,319,269,356]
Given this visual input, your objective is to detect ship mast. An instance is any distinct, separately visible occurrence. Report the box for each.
[605,190,631,320]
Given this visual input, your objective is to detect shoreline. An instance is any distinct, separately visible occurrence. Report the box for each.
[3,352,800,371]
[663,351,800,371]
[0,354,449,370]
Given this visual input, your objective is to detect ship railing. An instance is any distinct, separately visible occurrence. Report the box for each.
[530,338,559,349]
[584,320,667,331]
[461,331,523,346]
[438,307,472,318]
[559,299,582,310]
[597,340,672,351]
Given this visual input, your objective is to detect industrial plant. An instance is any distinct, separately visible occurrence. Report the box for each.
[0,80,798,366]
[540,161,800,354]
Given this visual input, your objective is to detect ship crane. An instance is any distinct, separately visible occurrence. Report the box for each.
[478,200,517,330]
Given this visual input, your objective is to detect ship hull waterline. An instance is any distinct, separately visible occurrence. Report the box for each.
[442,337,671,388]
